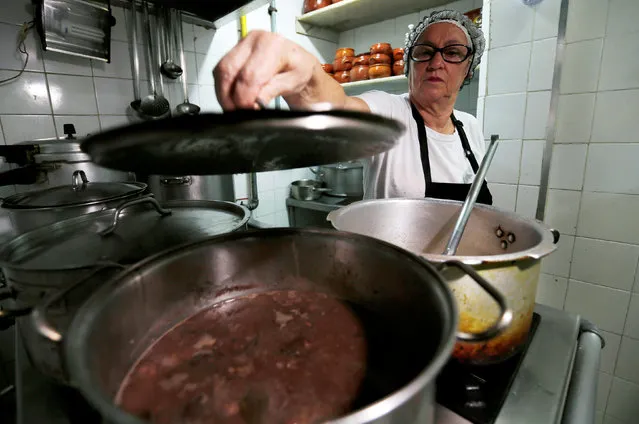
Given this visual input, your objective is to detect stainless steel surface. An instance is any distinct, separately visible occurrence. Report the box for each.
[562,321,603,424]
[129,0,142,113]
[159,8,182,79]
[174,10,200,116]
[2,178,146,234]
[139,1,170,118]
[40,0,112,62]
[536,0,569,221]
[328,198,559,364]
[290,179,331,201]
[147,174,235,202]
[79,110,405,175]
[443,135,499,256]
[65,228,458,424]
[313,161,364,198]
[0,198,250,382]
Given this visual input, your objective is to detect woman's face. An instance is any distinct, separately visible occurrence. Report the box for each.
[409,22,472,104]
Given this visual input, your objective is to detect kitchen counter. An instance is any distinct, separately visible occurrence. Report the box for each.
[286,195,361,228]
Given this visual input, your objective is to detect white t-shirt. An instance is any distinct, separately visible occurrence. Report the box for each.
[355,91,486,200]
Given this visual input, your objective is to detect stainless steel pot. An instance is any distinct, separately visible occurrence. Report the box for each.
[0,197,250,382]
[328,198,560,364]
[312,161,364,198]
[0,126,134,189]
[57,229,508,424]
[1,170,147,234]
[146,174,235,202]
[290,179,331,201]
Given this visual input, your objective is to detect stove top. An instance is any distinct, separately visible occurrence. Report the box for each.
[436,314,541,424]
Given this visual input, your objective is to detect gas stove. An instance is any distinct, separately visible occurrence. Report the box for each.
[3,304,601,424]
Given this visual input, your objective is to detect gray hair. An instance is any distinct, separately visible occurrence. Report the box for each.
[403,9,485,83]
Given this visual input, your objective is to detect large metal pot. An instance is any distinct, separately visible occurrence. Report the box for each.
[146,174,235,202]
[0,125,134,189]
[328,198,560,364]
[0,197,251,382]
[57,229,509,424]
[312,161,364,198]
[1,170,147,234]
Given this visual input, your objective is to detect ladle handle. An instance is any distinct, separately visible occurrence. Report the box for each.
[443,134,500,256]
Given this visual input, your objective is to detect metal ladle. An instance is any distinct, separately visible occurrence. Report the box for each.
[139,1,170,118]
[128,0,142,113]
[443,134,500,256]
[174,10,200,116]
[160,7,183,79]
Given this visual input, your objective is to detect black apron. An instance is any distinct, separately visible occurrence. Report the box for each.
[410,103,493,205]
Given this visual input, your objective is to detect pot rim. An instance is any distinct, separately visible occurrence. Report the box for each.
[327,198,559,266]
[64,227,458,424]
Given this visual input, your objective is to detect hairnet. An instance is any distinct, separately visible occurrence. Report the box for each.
[402,9,485,82]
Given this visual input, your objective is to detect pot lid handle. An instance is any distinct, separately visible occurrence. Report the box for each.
[100,195,172,236]
[71,170,89,191]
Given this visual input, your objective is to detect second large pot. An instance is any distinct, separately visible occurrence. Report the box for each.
[329,198,559,364]
[146,174,235,202]
[60,229,508,424]
[313,161,364,198]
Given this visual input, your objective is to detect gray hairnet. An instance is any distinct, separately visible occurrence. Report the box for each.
[402,10,485,83]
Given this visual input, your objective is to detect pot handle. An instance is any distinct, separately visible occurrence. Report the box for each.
[551,228,560,244]
[100,195,172,236]
[438,260,513,342]
[31,263,126,343]
[160,176,192,186]
[0,288,32,330]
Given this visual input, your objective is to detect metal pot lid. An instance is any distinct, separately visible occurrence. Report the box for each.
[0,198,251,271]
[1,171,146,209]
[79,109,405,175]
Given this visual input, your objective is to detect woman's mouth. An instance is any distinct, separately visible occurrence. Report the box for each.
[427,76,444,82]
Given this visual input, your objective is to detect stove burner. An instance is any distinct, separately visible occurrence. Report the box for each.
[436,313,541,424]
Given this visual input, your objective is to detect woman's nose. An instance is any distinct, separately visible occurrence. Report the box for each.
[427,51,445,68]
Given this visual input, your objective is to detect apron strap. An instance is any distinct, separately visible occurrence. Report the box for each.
[451,113,480,173]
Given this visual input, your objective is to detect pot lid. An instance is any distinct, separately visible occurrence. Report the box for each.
[79,109,405,175]
[0,198,251,270]
[1,171,146,209]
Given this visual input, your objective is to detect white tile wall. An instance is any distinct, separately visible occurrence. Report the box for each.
[487,44,531,95]
[532,0,561,40]
[623,294,639,339]
[564,279,630,333]
[548,144,588,190]
[555,93,596,143]
[606,0,639,36]
[606,377,639,422]
[598,32,639,91]
[565,0,609,43]
[578,192,639,244]
[591,89,639,143]
[524,91,551,140]
[53,116,100,138]
[515,184,539,218]
[488,183,517,211]
[519,140,545,185]
[0,22,44,72]
[0,115,56,143]
[486,140,522,184]
[48,74,98,115]
[489,0,535,48]
[528,38,556,91]
[584,144,639,195]
[483,93,527,139]
[571,237,639,290]
[544,189,581,235]
[597,371,613,413]
[559,39,604,94]
[615,337,639,384]
[599,330,621,374]
[0,71,51,115]
[541,234,574,277]
[536,273,568,309]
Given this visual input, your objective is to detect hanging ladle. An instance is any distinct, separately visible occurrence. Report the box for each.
[442,134,500,256]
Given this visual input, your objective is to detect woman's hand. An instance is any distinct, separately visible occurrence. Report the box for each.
[213,30,320,111]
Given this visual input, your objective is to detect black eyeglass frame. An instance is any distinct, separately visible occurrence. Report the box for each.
[409,43,474,64]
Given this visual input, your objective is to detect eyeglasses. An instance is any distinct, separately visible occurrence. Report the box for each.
[409,44,473,64]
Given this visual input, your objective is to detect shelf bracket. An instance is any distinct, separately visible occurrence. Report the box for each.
[295,20,339,43]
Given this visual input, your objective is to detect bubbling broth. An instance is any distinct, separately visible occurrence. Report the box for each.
[115,289,427,424]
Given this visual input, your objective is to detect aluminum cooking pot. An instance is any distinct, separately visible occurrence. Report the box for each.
[328,198,560,364]
[53,229,509,424]
[0,124,134,188]
[290,179,331,201]
[312,161,363,198]
[0,197,250,382]
[146,174,235,202]
[1,170,147,234]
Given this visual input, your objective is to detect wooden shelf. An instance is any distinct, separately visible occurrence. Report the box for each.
[296,0,450,42]
[341,75,408,96]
